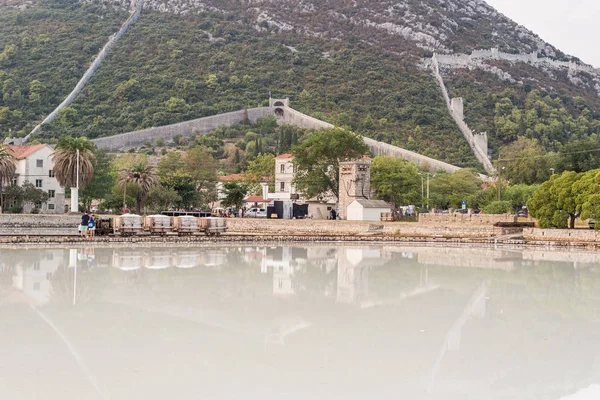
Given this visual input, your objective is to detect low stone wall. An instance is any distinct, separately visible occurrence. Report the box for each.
[227,218,505,238]
[0,214,81,236]
[523,228,600,243]
[0,216,508,239]
[419,213,516,226]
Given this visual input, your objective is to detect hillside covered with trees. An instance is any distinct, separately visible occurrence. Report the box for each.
[2,0,600,171]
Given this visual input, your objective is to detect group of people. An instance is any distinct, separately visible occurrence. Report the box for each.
[79,211,96,237]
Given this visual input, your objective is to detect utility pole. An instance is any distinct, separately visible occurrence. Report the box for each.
[497,158,501,202]
[420,174,424,209]
[426,173,430,210]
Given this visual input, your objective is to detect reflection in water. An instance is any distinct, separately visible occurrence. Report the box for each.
[1,244,600,399]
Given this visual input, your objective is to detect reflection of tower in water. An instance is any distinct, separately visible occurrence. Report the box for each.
[336,248,375,304]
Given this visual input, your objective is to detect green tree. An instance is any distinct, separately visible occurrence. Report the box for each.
[556,138,600,173]
[292,128,369,199]
[80,150,115,211]
[482,200,512,214]
[184,146,218,206]
[498,138,552,185]
[52,136,97,188]
[160,171,199,209]
[370,156,420,208]
[245,153,275,194]
[429,169,482,209]
[528,171,582,228]
[145,185,182,213]
[221,181,248,210]
[22,182,49,210]
[157,151,184,177]
[505,184,538,213]
[118,162,158,213]
[0,144,17,210]
[573,169,600,221]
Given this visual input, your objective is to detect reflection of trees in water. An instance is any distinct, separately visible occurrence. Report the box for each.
[49,265,92,305]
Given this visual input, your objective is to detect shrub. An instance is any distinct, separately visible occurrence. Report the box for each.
[482,200,512,214]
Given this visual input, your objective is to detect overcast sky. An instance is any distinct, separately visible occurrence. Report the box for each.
[485,0,600,67]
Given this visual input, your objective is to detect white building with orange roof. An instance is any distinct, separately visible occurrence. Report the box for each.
[4,144,65,214]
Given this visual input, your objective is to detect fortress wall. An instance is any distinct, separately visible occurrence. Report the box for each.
[431,56,495,174]
[363,137,460,173]
[433,48,599,76]
[27,0,144,139]
[92,105,467,175]
[279,107,334,130]
[93,107,272,149]
[279,107,461,173]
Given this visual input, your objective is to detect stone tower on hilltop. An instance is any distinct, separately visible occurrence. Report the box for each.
[338,159,371,220]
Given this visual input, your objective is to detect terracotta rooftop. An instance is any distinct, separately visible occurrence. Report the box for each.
[7,144,46,160]
[275,153,294,159]
[219,174,246,182]
[246,196,272,203]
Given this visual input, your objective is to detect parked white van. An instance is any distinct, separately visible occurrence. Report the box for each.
[246,208,267,218]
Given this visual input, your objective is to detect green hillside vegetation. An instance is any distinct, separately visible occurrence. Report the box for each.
[32,9,480,169]
[0,0,126,135]
[447,67,600,158]
[3,1,600,175]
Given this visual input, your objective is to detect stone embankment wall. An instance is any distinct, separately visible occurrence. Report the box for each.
[419,213,516,226]
[0,214,80,235]
[431,55,495,174]
[227,218,505,238]
[24,0,144,140]
[93,108,272,149]
[0,216,506,239]
[523,228,600,243]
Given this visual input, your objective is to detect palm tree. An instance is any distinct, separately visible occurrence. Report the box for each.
[52,137,97,211]
[118,162,158,214]
[52,136,97,187]
[0,144,17,211]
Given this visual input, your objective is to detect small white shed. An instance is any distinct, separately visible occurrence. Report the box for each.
[346,199,392,221]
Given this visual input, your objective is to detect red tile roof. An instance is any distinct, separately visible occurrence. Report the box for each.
[7,144,46,160]
[219,174,245,182]
[246,196,272,203]
[276,153,294,159]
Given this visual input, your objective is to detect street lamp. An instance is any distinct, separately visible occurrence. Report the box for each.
[418,173,424,209]
[497,166,505,201]
[426,173,435,210]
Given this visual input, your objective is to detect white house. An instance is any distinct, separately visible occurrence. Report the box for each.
[272,153,337,219]
[275,153,295,195]
[346,199,391,221]
[5,144,66,214]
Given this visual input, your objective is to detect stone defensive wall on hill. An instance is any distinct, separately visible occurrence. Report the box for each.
[20,0,145,142]
[431,55,495,175]
[93,107,272,149]
[430,48,598,76]
[93,103,464,174]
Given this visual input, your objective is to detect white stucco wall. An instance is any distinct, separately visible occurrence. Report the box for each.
[347,202,390,221]
[12,146,65,214]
